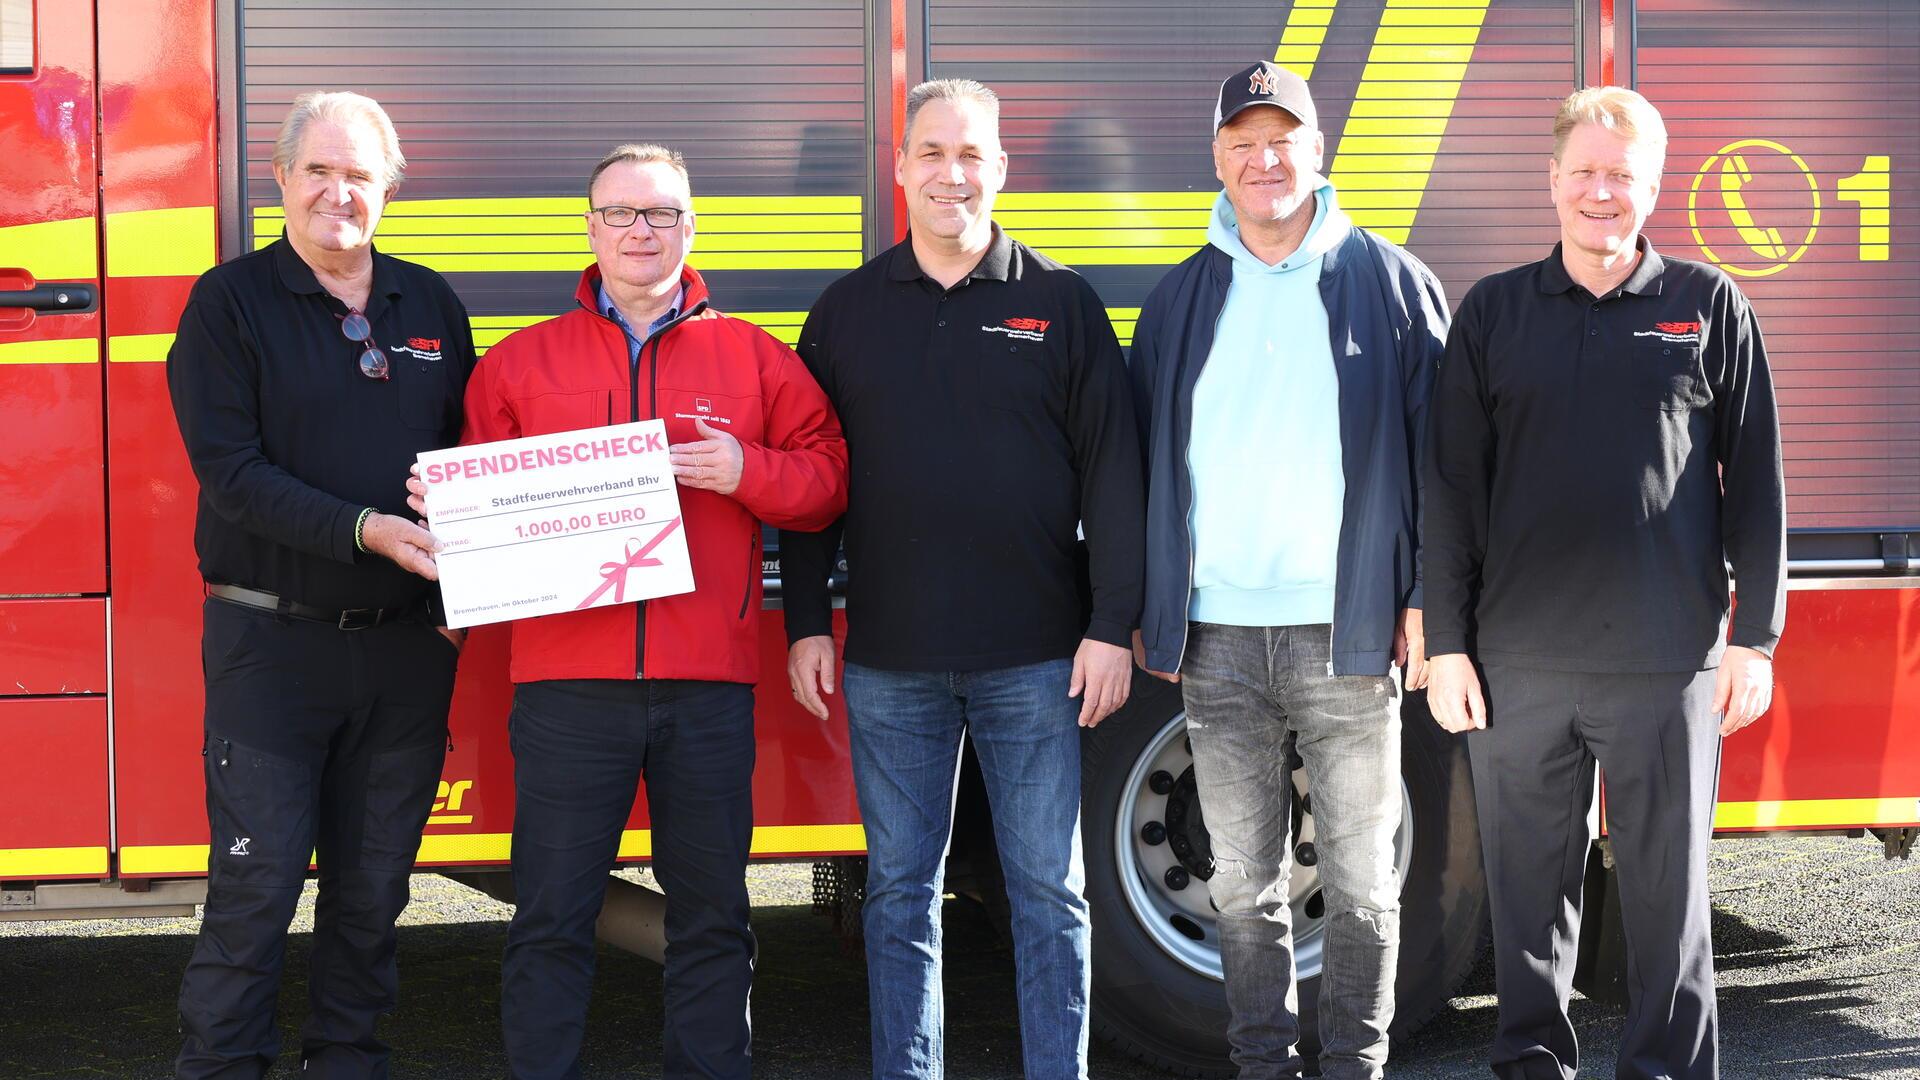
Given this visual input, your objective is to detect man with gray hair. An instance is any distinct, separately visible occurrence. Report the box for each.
[781,78,1144,1079]
[167,90,476,1077]
[1425,86,1785,1079]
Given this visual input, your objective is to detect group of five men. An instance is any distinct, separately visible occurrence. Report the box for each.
[166,59,1783,1080]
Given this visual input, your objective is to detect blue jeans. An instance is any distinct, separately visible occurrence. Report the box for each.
[1179,623,1402,1080]
[842,659,1091,1080]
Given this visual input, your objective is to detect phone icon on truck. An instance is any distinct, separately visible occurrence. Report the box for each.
[1718,154,1787,259]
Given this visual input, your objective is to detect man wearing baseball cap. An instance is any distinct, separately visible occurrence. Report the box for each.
[1129,61,1449,1079]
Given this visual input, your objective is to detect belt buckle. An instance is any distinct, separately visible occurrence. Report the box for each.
[338,608,381,631]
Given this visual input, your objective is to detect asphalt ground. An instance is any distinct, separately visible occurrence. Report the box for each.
[2,835,1915,1079]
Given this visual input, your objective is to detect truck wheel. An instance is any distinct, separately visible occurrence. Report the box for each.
[1083,676,1488,1075]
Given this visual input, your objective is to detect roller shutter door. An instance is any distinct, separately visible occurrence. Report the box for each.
[925,0,1579,341]
[235,0,869,347]
[1637,0,1920,533]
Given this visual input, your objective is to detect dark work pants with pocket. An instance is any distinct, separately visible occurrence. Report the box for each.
[176,597,458,1080]
[1469,665,1722,1080]
[499,677,757,1080]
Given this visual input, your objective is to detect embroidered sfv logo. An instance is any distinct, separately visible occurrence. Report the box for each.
[1633,320,1703,346]
[981,317,1051,342]
[389,336,444,363]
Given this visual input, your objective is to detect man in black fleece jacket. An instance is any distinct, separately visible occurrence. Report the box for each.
[1424,87,1785,1080]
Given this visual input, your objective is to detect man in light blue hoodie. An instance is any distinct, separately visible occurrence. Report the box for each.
[1128,62,1449,1080]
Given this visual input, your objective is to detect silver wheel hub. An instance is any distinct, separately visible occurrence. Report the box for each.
[1113,712,1415,982]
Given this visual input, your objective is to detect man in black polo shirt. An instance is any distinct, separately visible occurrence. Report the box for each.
[166,91,475,1079]
[1424,87,1785,1080]
[779,78,1144,1079]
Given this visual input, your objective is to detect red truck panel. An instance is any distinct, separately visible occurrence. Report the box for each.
[0,698,110,879]
[0,0,105,595]
[0,598,107,696]
[1716,581,1920,830]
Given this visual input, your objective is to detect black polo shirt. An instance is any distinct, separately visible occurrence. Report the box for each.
[780,225,1145,671]
[167,236,477,610]
[1423,239,1786,673]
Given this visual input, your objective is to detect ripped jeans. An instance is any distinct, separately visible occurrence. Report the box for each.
[1179,622,1402,1080]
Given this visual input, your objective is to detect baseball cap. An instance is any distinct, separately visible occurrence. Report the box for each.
[1214,61,1317,131]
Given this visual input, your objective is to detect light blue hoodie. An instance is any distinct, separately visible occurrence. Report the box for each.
[1186,180,1351,626]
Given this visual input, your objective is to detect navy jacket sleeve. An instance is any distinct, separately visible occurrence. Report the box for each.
[1400,257,1450,613]
[166,273,364,563]
[778,300,844,645]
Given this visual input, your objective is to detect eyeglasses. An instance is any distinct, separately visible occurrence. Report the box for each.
[590,205,687,229]
[337,307,389,380]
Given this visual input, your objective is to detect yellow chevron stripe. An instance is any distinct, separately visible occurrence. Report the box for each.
[255,195,861,219]
[995,192,1211,266]
[118,844,209,876]
[108,332,175,363]
[1713,797,1920,830]
[105,206,217,278]
[1343,118,1448,137]
[0,846,109,877]
[368,213,862,237]
[997,192,1213,212]
[1276,0,1341,79]
[997,209,1215,229]
[1325,0,1490,242]
[0,337,99,365]
[123,823,871,875]
[470,312,809,353]
[0,216,98,279]
[252,195,864,276]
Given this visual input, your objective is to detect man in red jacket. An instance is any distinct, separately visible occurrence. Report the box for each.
[446,143,848,1079]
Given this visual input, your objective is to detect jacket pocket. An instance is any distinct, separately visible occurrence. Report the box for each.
[978,339,1056,416]
[1631,342,1707,412]
[516,388,622,436]
[204,735,315,887]
[740,526,760,619]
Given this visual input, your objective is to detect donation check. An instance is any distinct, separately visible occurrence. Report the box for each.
[417,420,694,628]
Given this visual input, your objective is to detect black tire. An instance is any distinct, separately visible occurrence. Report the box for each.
[1083,673,1488,1075]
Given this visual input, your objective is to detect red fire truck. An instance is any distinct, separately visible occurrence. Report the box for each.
[2,0,1915,1073]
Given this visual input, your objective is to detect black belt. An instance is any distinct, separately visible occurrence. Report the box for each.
[206,583,422,631]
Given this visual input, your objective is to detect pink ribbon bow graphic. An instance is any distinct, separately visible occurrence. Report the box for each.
[575,517,684,610]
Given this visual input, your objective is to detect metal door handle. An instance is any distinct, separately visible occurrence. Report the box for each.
[0,283,96,312]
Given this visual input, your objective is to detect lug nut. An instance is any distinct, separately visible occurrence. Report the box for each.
[1141,821,1166,846]
[1295,842,1318,867]
[1148,769,1175,795]
[1165,866,1190,891]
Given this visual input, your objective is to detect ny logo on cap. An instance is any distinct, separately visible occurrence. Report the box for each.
[1249,68,1278,95]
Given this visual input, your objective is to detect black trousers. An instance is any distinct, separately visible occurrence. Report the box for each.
[176,597,457,1080]
[499,677,757,1080]
[1469,665,1721,1080]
